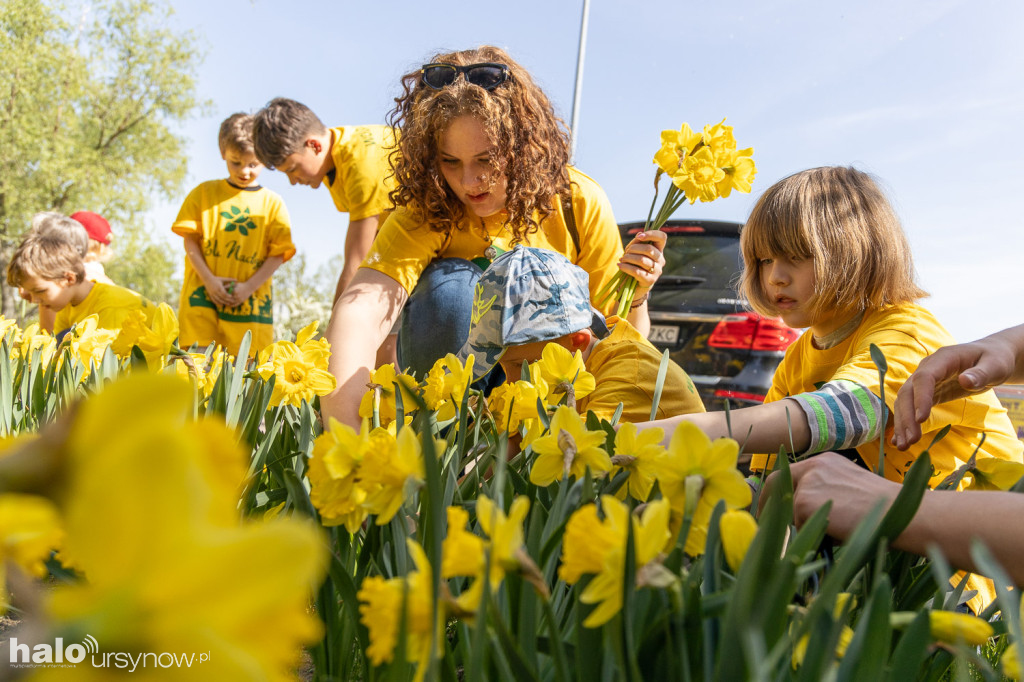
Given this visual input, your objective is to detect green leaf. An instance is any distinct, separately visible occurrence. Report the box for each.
[649,348,670,421]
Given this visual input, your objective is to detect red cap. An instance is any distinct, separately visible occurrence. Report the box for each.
[70,211,112,245]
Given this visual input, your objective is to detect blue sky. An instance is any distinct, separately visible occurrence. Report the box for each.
[143,0,1023,343]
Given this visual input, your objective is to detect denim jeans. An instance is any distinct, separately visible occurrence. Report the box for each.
[397,258,504,390]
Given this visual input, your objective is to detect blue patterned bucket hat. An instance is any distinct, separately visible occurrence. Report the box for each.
[458,246,603,381]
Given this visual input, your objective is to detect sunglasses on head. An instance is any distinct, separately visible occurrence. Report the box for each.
[420,62,511,91]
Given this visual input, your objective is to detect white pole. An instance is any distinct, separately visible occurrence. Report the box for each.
[569,0,591,162]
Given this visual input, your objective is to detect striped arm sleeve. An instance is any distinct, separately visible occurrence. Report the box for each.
[789,380,885,454]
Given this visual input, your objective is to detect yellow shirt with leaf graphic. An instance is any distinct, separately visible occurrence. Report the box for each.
[172,180,294,352]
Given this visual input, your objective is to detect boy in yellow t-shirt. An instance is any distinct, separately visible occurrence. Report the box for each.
[252,98,396,304]
[173,113,295,355]
[7,233,152,341]
[458,247,705,423]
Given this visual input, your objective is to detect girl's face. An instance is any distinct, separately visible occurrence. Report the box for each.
[759,254,842,335]
[437,115,508,218]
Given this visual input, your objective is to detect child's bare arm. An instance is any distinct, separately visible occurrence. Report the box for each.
[182,234,234,307]
[334,215,380,303]
[636,398,813,455]
[228,255,285,307]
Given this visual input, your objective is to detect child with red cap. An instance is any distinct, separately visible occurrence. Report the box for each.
[70,210,116,286]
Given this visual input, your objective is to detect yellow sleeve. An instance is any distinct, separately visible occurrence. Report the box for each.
[332,126,396,221]
[359,207,448,293]
[568,170,625,315]
[171,184,204,239]
[264,193,296,263]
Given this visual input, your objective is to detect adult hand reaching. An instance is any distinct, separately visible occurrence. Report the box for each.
[893,324,1024,450]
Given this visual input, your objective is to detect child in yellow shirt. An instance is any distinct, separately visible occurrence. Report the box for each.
[7,233,151,341]
[173,113,295,355]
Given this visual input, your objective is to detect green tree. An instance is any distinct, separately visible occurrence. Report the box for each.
[0,0,205,315]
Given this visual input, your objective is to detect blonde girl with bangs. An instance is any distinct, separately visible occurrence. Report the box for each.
[323,46,667,427]
[640,165,1021,486]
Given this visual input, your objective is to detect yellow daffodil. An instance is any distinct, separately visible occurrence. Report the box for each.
[258,340,337,408]
[673,146,725,204]
[359,426,425,524]
[487,380,544,433]
[658,421,751,516]
[358,363,421,425]
[307,419,377,533]
[423,358,449,411]
[110,303,179,370]
[927,610,994,645]
[529,406,610,486]
[719,509,758,572]
[0,493,64,610]
[64,315,119,375]
[715,147,757,198]
[40,374,328,681]
[792,624,854,668]
[441,506,488,613]
[609,423,666,501]
[15,323,56,366]
[536,343,595,405]
[964,458,1024,491]
[0,316,19,343]
[653,123,703,176]
[172,351,221,396]
[294,320,331,362]
[358,539,443,682]
[560,496,672,627]
[702,118,738,159]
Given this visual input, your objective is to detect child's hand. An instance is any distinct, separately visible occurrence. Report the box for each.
[619,230,667,291]
[203,277,236,307]
[226,279,257,308]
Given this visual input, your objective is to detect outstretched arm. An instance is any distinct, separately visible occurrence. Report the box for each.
[321,267,407,427]
[766,452,1024,585]
[334,215,380,303]
[893,323,1024,450]
[637,398,812,457]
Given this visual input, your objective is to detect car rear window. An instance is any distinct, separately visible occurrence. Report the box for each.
[650,233,746,313]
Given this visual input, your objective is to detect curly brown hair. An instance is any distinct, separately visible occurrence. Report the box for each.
[387,46,571,243]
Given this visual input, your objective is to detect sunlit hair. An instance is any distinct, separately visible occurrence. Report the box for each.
[218,113,255,155]
[7,233,86,287]
[31,212,88,257]
[387,45,571,242]
[252,98,328,168]
[740,166,927,319]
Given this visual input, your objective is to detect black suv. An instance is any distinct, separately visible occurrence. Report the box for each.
[620,219,799,411]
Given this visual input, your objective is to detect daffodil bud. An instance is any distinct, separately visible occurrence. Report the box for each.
[719,509,758,572]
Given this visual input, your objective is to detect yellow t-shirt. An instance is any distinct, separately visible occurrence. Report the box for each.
[752,303,1023,483]
[172,180,294,331]
[325,125,397,220]
[579,316,706,422]
[55,281,152,335]
[362,167,625,315]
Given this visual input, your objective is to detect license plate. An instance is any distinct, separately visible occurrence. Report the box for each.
[648,325,679,344]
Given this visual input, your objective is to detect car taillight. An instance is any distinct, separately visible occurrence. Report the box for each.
[713,389,767,403]
[708,312,798,352]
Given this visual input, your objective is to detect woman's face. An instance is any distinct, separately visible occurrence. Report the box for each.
[437,115,508,218]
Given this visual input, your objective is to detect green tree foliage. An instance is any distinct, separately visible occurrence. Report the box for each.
[0,0,205,314]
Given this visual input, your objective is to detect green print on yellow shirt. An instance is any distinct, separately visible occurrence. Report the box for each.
[187,285,274,324]
[220,205,257,236]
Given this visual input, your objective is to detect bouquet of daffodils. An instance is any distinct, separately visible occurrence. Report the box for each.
[596,119,757,316]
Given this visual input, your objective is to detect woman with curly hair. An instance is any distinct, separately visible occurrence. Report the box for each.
[322,45,666,426]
